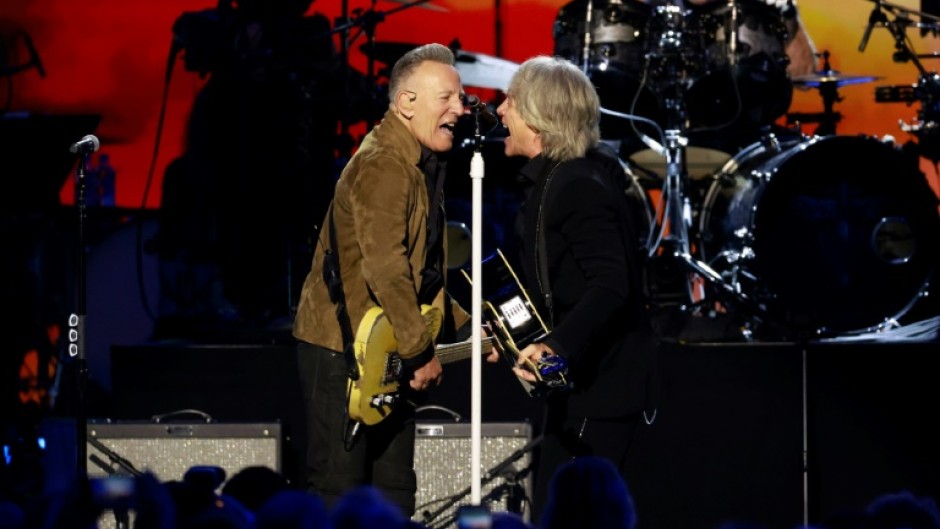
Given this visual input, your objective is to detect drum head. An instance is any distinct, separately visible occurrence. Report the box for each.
[749,136,940,333]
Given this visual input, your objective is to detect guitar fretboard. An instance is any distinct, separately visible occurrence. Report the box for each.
[435,336,496,365]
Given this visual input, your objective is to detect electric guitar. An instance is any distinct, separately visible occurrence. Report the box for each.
[347,304,496,426]
[462,249,570,397]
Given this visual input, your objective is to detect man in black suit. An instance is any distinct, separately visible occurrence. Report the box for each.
[495,55,659,520]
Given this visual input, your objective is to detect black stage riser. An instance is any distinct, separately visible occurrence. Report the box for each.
[109,340,940,529]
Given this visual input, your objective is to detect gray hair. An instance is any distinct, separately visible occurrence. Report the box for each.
[508,56,600,161]
[388,43,456,105]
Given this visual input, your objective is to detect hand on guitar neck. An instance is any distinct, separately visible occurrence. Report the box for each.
[406,328,500,392]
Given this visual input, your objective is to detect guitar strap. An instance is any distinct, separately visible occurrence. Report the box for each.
[323,204,360,381]
[536,162,562,324]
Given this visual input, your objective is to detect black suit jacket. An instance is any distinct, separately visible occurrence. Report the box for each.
[517,145,657,419]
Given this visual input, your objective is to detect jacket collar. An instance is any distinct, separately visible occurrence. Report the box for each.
[374,108,423,165]
[520,153,556,185]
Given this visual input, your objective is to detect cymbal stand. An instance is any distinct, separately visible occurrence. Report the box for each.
[646,3,768,316]
[644,4,697,302]
[329,0,436,129]
[794,52,844,136]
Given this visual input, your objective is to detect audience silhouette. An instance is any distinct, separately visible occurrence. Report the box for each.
[492,511,535,529]
[10,460,940,529]
[222,466,290,514]
[538,456,637,529]
[330,485,415,529]
[254,490,329,529]
[0,500,26,529]
[864,490,940,529]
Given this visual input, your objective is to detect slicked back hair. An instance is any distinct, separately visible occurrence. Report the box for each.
[388,43,456,107]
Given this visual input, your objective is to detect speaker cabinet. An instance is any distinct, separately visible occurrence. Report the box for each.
[85,421,281,529]
[413,422,533,527]
[86,421,281,481]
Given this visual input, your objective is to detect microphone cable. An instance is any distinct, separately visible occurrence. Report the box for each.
[133,38,182,323]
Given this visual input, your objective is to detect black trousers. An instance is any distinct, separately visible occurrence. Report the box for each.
[296,341,418,515]
[531,406,642,523]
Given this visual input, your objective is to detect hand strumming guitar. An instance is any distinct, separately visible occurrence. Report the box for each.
[513,341,556,383]
[409,356,443,392]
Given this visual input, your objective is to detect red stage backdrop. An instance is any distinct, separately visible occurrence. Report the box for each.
[2,0,939,207]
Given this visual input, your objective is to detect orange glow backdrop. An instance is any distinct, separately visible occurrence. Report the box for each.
[2,0,939,207]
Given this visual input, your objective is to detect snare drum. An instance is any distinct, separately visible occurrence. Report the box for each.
[699,135,940,335]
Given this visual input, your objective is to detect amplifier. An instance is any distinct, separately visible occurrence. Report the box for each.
[86,421,281,529]
[413,422,534,528]
[86,421,281,481]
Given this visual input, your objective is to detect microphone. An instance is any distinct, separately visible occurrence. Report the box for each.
[461,94,500,133]
[70,134,100,155]
[859,5,885,53]
[22,33,46,78]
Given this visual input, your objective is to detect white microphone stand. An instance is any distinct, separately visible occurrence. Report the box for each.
[469,114,485,505]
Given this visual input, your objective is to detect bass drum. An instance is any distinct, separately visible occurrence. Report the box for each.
[699,135,940,335]
[554,0,662,140]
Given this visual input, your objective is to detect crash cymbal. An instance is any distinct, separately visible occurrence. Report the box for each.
[454,50,519,91]
[381,0,448,12]
[359,41,419,65]
[791,70,882,88]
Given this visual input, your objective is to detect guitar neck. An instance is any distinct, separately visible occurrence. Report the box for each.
[435,336,496,365]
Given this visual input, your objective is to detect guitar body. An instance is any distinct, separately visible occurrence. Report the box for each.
[467,249,570,395]
[348,304,443,426]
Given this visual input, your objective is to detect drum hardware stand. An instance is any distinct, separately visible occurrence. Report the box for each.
[620,1,779,321]
[643,3,719,306]
[862,0,940,159]
[328,0,436,129]
[579,0,593,75]
[786,52,844,136]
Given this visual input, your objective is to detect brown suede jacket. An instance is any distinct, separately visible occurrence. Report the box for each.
[293,109,469,360]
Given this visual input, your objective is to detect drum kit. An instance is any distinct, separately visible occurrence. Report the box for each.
[551,0,940,339]
[354,0,940,340]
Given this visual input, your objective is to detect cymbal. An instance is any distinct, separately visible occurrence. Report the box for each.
[629,147,732,180]
[454,50,519,91]
[791,70,882,88]
[359,41,418,65]
[381,0,448,12]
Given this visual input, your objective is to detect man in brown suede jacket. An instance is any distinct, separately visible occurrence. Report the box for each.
[293,43,479,515]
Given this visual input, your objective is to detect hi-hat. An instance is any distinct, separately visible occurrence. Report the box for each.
[791,70,882,88]
[455,50,519,91]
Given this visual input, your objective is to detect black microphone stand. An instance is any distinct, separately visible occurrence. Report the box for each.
[88,437,144,477]
[88,437,142,529]
[68,145,93,483]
